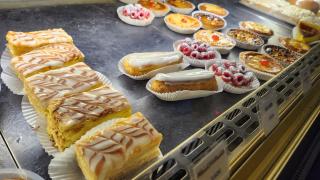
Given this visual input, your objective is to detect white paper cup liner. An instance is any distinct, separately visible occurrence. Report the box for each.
[218,76,260,94]
[166,1,195,14]
[164,14,201,34]
[49,119,163,180]
[197,3,229,18]
[118,56,189,80]
[21,73,112,155]
[173,40,222,68]
[191,11,227,31]
[146,77,224,101]
[117,6,155,26]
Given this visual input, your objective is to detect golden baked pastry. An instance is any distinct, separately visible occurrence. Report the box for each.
[193,11,225,30]
[47,85,131,151]
[198,3,229,17]
[293,21,320,43]
[6,28,73,56]
[24,62,103,117]
[227,29,264,46]
[240,51,283,75]
[151,69,217,93]
[138,0,170,17]
[279,37,310,54]
[11,43,84,82]
[194,30,235,48]
[263,45,301,65]
[165,13,201,29]
[166,0,193,8]
[122,52,182,76]
[240,21,274,37]
[75,112,163,180]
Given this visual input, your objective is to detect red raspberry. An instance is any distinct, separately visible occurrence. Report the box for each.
[130,11,138,19]
[215,67,224,76]
[190,51,199,59]
[232,73,245,86]
[191,43,199,51]
[211,63,219,71]
[123,8,130,16]
[207,51,215,59]
[222,70,233,82]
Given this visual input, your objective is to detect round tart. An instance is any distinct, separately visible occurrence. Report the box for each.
[262,44,301,66]
[164,13,202,34]
[192,11,226,30]
[227,28,264,50]
[117,4,155,26]
[193,30,236,54]
[198,3,229,17]
[239,21,274,39]
[165,0,195,14]
[239,51,283,80]
[173,38,221,67]
[279,37,310,54]
[138,0,170,17]
[209,59,260,94]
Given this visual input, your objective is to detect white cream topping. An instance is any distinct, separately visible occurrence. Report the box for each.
[154,69,214,82]
[126,52,181,68]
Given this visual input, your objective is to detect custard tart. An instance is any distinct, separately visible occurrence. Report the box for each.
[192,11,226,30]
[279,37,310,54]
[164,13,201,34]
[239,21,273,39]
[198,3,229,17]
[227,28,264,50]
[166,0,195,14]
[138,0,170,17]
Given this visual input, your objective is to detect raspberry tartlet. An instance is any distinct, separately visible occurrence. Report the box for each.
[117,4,155,26]
[210,60,260,94]
[173,38,221,67]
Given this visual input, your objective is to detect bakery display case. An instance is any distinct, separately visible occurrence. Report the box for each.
[0,0,319,179]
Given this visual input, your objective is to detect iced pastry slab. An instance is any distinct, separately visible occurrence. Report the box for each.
[24,62,103,118]
[151,69,218,93]
[11,43,84,81]
[6,28,73,56]
[122,52,182,76]
[47,85,131,151]
[75,112,163,180]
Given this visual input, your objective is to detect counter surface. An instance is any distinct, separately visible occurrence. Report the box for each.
[0,0,292,178]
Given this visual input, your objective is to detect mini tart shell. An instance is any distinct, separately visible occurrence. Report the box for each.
[239,21,274,39]
[239,51,283,81]
[227,28,264,50]
[164,14,202,34]
[165,0,195,14]
[197,3,229,17]
[191,11,227,31]
[117,6,155,26]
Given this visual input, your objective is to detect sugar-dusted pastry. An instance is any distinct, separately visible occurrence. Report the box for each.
[198,3,229,17]
[47,85,131,151]
[279,37,310,54]
[138,0,170,17]
[24,62,103,117]
[122,52,183,76]
[164,13,201,34]
[239,21,274,39]
[150,69,218,93]
[192,11,226,30]
[75,112,163,180]
[166,0,195,14]
[10,43,84,82]
[6,28,73,56]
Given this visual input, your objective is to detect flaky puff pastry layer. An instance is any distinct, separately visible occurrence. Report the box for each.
[151,78,218,93]
[47,85,132,151]
[11,43,84,82]
[6,28,73,56]
[75,112,163,180]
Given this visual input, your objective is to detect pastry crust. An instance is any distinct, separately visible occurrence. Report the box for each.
[47,85,131,151]
[6,28,73,56]
[279,37,310,54]
[239,21,274,37]
[122,52,183,76]
[150,69,218,93]
[75,112,163,180]
[138,0,170,17]
[24,62,103,117]
[10,43,84,82]
[198,3,229,17]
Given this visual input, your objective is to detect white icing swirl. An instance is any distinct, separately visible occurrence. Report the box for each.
[154,69,214,82]
[126,52,182,68]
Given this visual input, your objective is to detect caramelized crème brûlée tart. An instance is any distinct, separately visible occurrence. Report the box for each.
[192,11,226,30]
[279,37,310,54]
[239,21,274,37]
[24,62,103,117]
[151,69,218,93]
[240,51,283,75]
[122,52,183,76]
[47,85,131,151]
[10,43,84,82]
[75,112,163,180]
[138,0,170,17]
[6,28,73,56]
[263,45,301,66]
[198,3,229,17]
